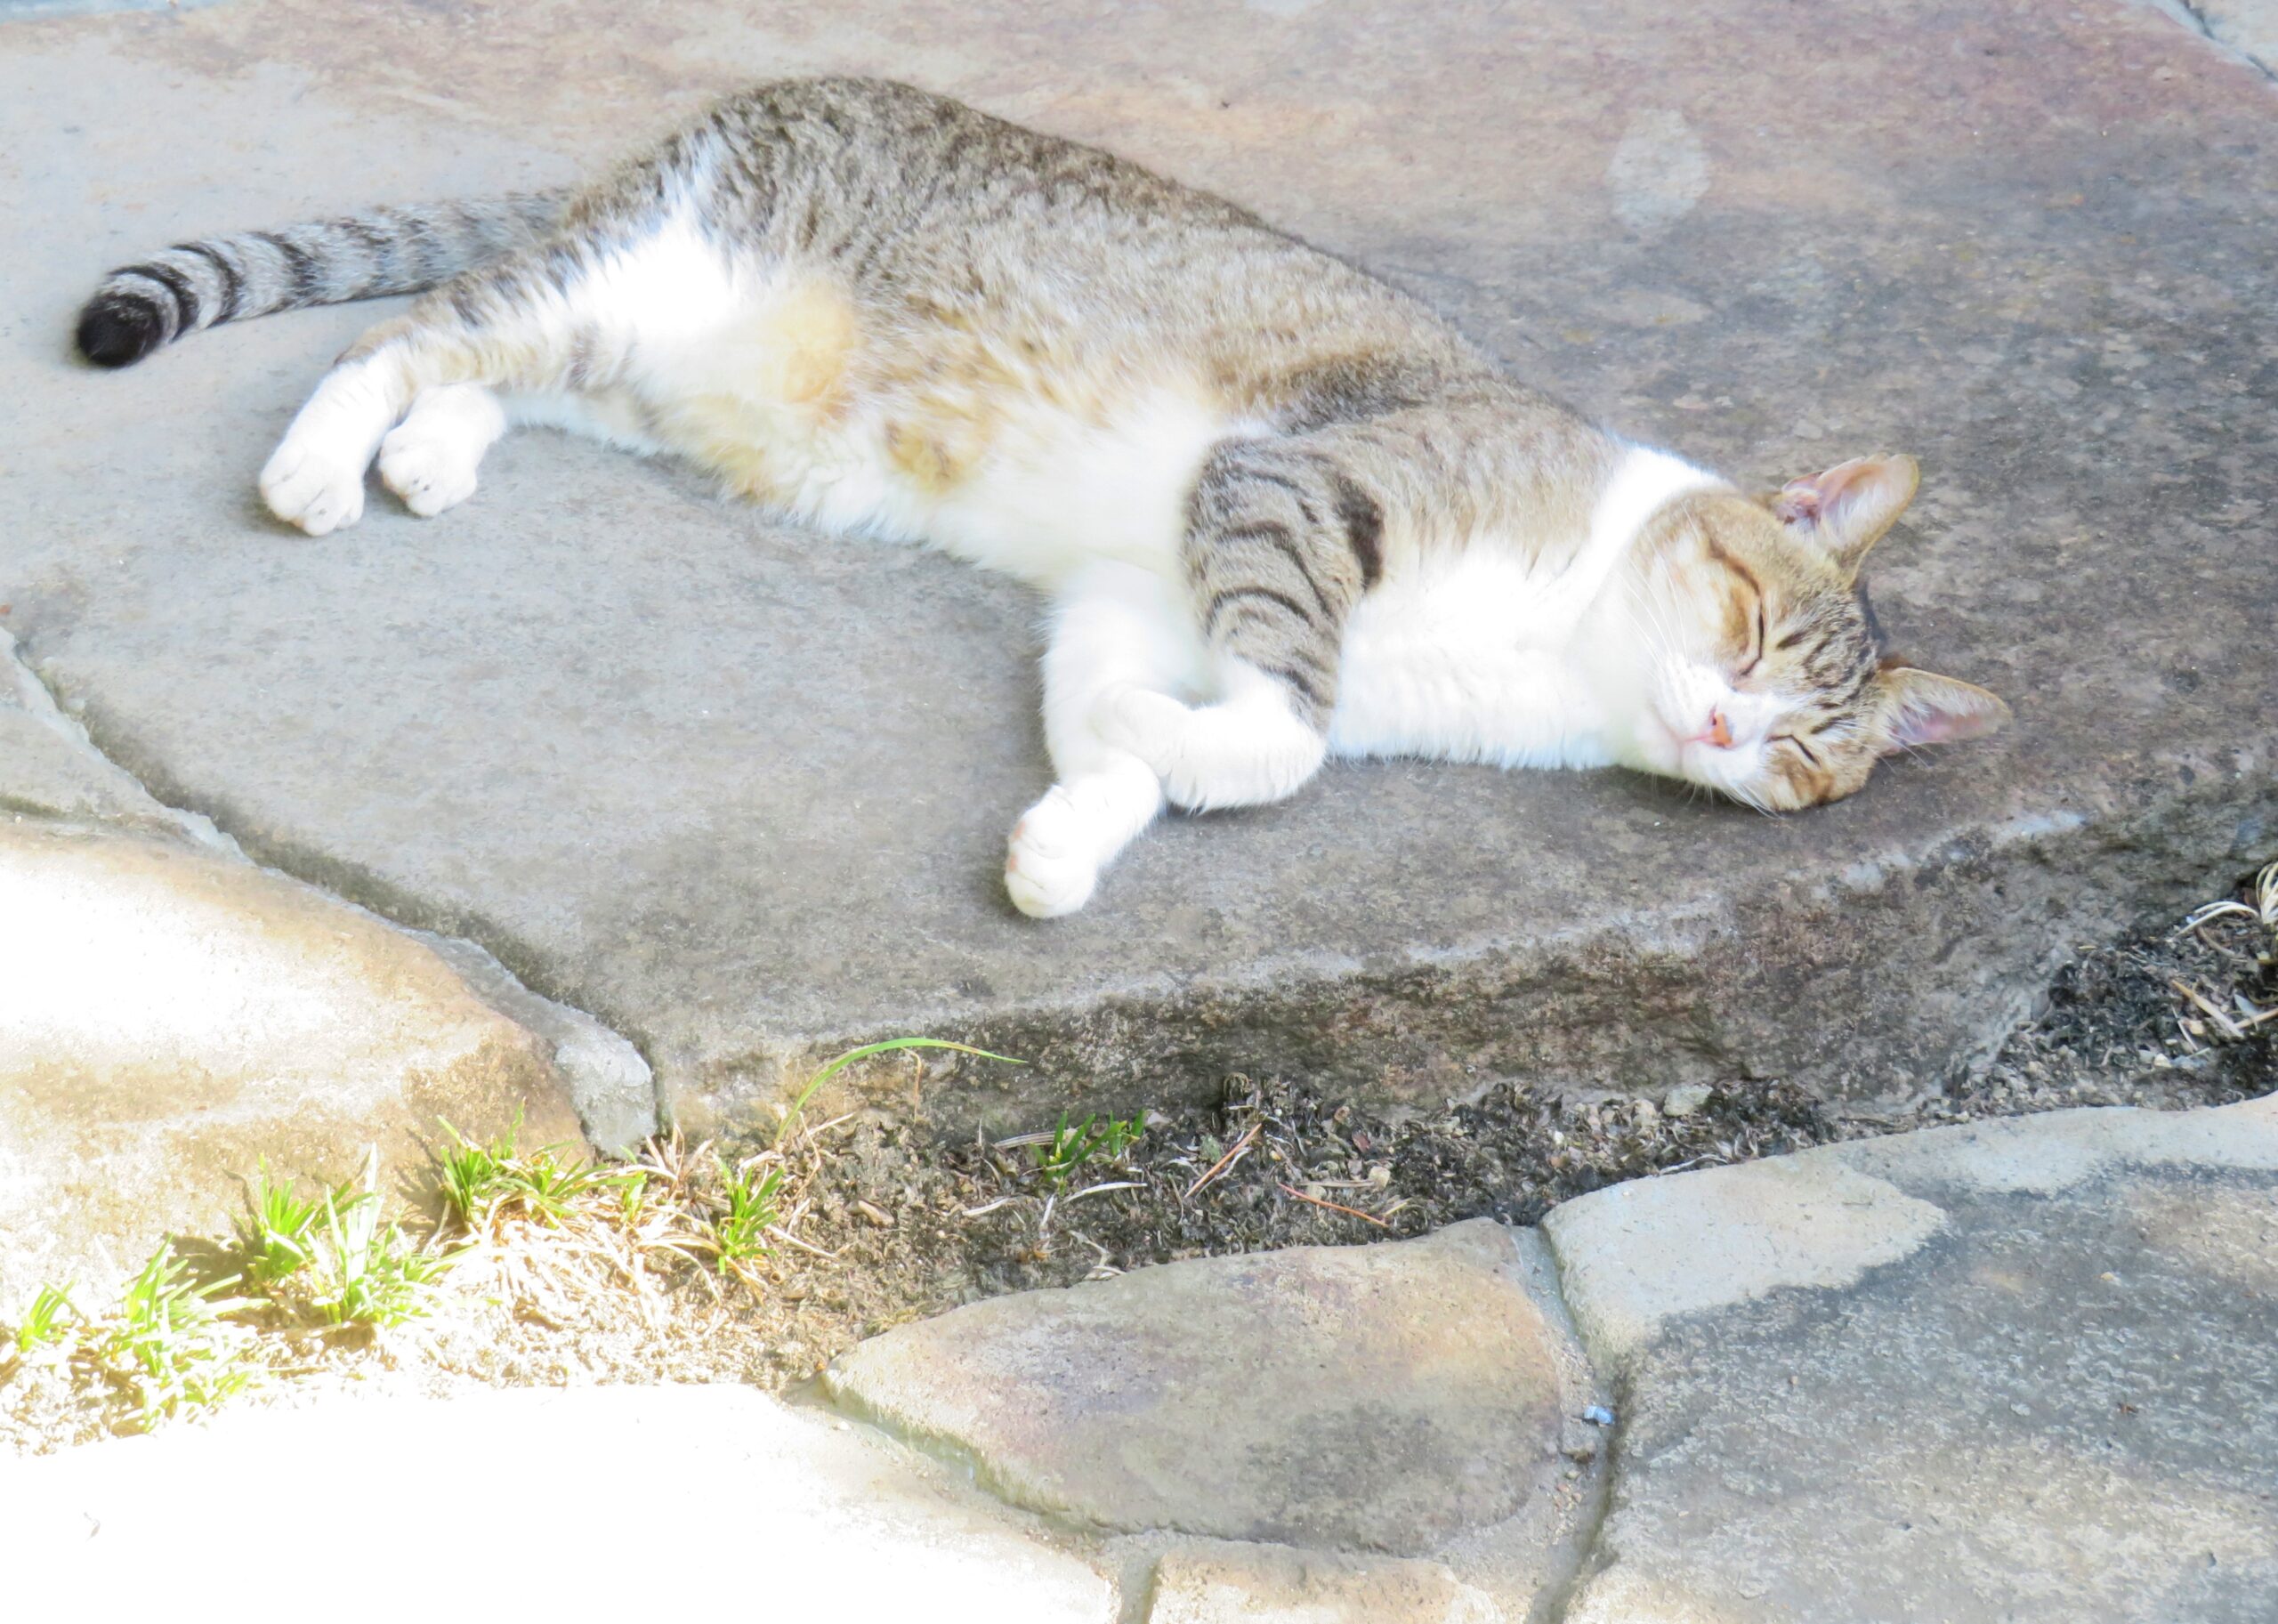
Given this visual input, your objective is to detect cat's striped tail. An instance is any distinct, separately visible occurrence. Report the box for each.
[74,190,573,368]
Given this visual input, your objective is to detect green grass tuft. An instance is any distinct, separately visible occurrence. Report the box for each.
[706,1159,785,1275]
[12,1282,77,1353]
[437,1113,638,1233]
[1030,1111,1144,1192]
[236,1159,326,1289]
[100,1247,255,1424]
[302,1156,454,1329]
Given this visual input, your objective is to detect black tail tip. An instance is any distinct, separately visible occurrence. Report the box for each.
[75,291,166,368]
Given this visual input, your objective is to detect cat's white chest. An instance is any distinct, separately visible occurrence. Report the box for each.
[1328,547,1613,768]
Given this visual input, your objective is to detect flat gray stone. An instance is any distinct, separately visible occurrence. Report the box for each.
[4,1,2274,1131]
[1549,1097,2278,1622]
[0,821,585,1299]
[1540,1149,1950,1371]
[824,1219,1580,1555]
[1145,1546,1513,1624]
[0,630,225,846]
[0,1386,1116,1620]
[2154,0,2278,76]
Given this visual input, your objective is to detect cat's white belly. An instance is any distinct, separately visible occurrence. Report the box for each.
[589,233,1238,591]
[917,392,1246,588]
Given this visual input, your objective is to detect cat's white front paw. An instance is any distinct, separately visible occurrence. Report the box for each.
[1005,788,1102,918]
[259,434,367,536]
[378,420,482,518]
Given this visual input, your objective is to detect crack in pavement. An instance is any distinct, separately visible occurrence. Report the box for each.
[2144,0,2278,80]
[2,627,659,1151]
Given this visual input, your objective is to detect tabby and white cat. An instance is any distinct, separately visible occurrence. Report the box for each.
[77,77,2006,917]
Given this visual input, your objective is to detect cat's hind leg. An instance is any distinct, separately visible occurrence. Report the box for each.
[1006,562,1203,919]
[1105,660,1329,812]
[256,323,414,534]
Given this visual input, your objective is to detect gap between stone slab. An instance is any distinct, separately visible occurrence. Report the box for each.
[4,626,244,859]
[5,630,660,1152]
[2142,0,2278,79]
[1528,1224,1625,1624]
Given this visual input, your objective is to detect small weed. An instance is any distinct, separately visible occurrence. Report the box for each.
[12,1283,76,1353]
[236,1161,326,1288]
[435,1114,521,1230]
[1030,1112,1145,1192]
[437,1115,636,1234]
[303,1158,454,1330]
[100,1247,255,1424]
[505,1145,634,1227]
[614,1169,651,1229]
[706,1159,785,1277]
[778,1038,1024,1142]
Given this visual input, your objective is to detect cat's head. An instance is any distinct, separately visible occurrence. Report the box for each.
[1611,454,2007,811]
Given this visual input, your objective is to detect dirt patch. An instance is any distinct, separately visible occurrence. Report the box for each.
[4,868,2269,1456]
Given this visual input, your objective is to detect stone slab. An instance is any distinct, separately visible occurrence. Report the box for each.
[1539,1152,1951,1370]
[0,628,224,844]
[4,629,658,1159]
[1145,1546,1512,1624]
[1547,1097,2278,1621]
[2152,0,2278,75]
[824,1219,1582,1556]
[3,1,2274,1132]
[0,820,584,1301]
[0,1385,1117,1620]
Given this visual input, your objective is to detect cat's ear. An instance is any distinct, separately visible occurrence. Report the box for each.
[1772,454,1919,576]
[1876,665,2009,754]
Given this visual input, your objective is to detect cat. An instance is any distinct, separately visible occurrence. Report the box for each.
[75,76,2007,917]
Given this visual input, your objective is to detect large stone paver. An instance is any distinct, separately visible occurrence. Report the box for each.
[825,1220,1592,1564]
[0,820,586,1299]
[1144,1547,1512,1624]
[2164,0,2278,75]
[3,620,654,1301]
[1,628,206,840]
[2,0,2272,1131]
[1547,1096,2278,1622]
[3,617,666,1307]
[0,1386,1116,1619]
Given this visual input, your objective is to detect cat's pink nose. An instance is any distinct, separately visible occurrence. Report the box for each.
[1700,708,1733,749]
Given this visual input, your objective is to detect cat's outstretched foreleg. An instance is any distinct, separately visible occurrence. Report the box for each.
[1102,436,1378,811]
[256,314,421,534]
[376,381,508,517]
[258,244,604,535]
[1006,562,1204,918]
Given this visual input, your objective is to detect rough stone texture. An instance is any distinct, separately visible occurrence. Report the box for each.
[0,1386,1117,1620]
[4,628,657,1165]
[2153,0,2278,76]
[0,820,584,1300]
[415,925,655,1155]
[1145,1546,1510,1624]
[4,1,2275,1132]
[1550,1097,2278,1622]
[824,1219,1581,1555]
[1540,1152,1950,1369]
[0,629,230,846]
